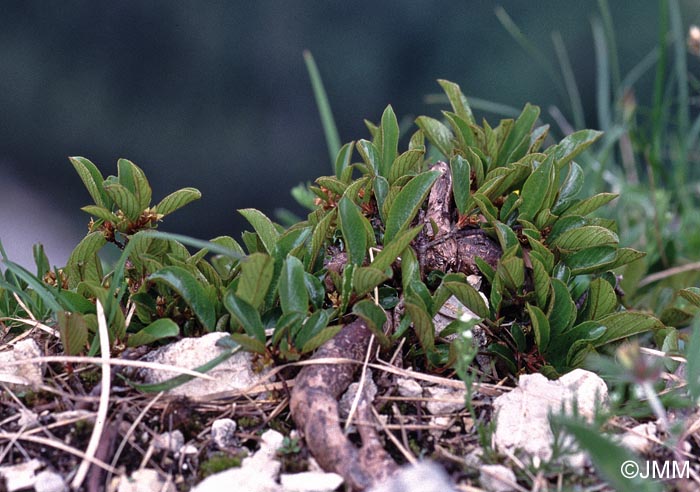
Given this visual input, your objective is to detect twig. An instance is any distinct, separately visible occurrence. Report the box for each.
[638,261,700,287]
[0,356,216,380]
[0,433,117,474]
[71,300,112,490]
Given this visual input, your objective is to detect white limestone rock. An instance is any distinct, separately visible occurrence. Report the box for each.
[396,377,423,398]
[0,339,43,388]
[493,369,608,468]
[424,386,466,415]
[0,459,42,492]
[480,464,517,492]
[116,469,175,492]
[280,471,344,492]
[368,461,456,492]
[193,430,284,492]
[153,430,185,454]
[621,422,657,454]
[34,470,67,492]
[138,332,267,398]
[211,418,238,449]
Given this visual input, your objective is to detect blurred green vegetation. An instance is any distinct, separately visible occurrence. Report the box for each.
[1,1,697,269]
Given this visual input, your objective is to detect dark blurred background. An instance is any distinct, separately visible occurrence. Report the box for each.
[0,1,694,267]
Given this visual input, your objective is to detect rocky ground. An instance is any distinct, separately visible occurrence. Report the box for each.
[1,322,699,492]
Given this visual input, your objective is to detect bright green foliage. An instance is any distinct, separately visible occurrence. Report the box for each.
[0,80,680,379]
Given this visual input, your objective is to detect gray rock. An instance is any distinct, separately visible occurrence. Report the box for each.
[480,464,517,492]
[396,377,423,398]
[339,370,377,418]
[493,369,608,468]
[139,333,267,398]
[0,339,43,388]
[211,418,238,449]
[368,461,456,492]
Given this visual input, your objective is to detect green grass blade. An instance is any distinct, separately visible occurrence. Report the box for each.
[620,47,659,90]
[1,260,62,313]
[597,0,621,92]
[551,31,585,130]
[650,0,669,178]
[303,50,341,168]
[495,6,566,101]
[669,0,689,138]
[592,18,611,132]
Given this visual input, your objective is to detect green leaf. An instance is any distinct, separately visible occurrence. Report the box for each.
[127,318,179,347]
[437,79,474,123]
[518,155,555,221]
[57,311,89,355]
[450,154,471,215]
[379,105,399,178]
[105,182,141,221]
[405,300,435,353]
[272,311,304,346]
[527,303,550,352]
[353,267,390,298]
[353,300,391,347]
[239,208,280,255]
[304,272,326,310]
[554,162,584,209]
[338,195,369,266]
[583,278,617,320]
[498,256,525,292]
[66,231,107,287]
[357,139,381,175]
[531,257,550,308]
[334,141,355,179]
[294,310,331,349]
[497,103,540,166]
[81,205,119,223]
[548,215,587,243]
[593,312,663,347]
[149,266,216,330]
[372,225,422,272]
[565,193,617,217]
[224,292,266,342]
[687,316,700,403]
[118,158,152,211]
[680,288,700,307]
[444,278,489,318]
[301,325,343,354]
[548,279,576,334]
[563,246,618,274]
[547,129,603,168]
[373,176,389,222]
[279,256,308,314]
[237,253,274,309]
[156,187,202,216]
[551,226,618,252]
[384,171,440,243]
[70,156,109,208]
[388,149,424,184]
[415,116,454,158]
[309,210,335,268]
